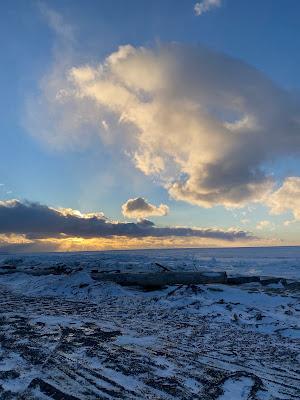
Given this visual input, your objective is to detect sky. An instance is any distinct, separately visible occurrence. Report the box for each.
[1,0,300,251]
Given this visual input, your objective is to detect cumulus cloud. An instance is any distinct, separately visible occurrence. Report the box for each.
[194,0,221,16]
[267,177,300,220]
[122,197,169,219]
[26,41,300,209]
[0,199,252,242]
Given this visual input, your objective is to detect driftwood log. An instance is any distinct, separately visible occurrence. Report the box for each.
[227,276,261,285]
[91,271,227,288]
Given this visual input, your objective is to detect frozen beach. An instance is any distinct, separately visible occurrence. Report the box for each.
[0,247,298,399]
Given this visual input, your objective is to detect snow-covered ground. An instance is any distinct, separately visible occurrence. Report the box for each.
[1,246,300,279]
[0,247,298,399]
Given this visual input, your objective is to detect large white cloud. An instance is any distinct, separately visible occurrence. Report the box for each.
[122,197,169,219]
[26,43,300,209]
[267,177,300,221]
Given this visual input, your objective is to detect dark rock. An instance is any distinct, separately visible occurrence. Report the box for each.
[255,312,264,321]
[28,378,80,400]
[232,313,239,322]
[79,283,89,289]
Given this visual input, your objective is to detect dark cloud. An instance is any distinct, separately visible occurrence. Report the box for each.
[0,200,252,241]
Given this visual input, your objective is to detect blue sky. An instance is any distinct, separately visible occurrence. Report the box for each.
[1,0,300,250]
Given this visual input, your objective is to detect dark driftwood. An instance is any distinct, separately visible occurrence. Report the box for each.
[25,268,60,276]
[155,262,170,272]
[91,271,227,288]
[260,276,287,286]
[227,276,261,285]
